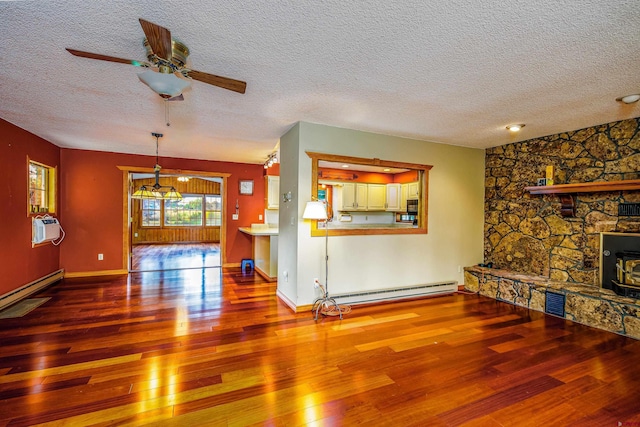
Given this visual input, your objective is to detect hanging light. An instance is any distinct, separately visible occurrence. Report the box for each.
[131,133,183,201]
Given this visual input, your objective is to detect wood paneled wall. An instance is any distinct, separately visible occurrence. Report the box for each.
[131,177,221,244]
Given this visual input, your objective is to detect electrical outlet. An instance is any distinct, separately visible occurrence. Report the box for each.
[98,253,104,261]
[283,271,288,282]
[232,214,239,220]
[259,214,263,221]
[313,278,320,288]
[457,265,462,273]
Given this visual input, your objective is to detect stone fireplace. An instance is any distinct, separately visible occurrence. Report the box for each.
[484,117,640,286]
[466,117,640,340]
[601,232,640,299]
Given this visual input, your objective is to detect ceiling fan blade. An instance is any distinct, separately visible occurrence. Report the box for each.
[66,48,144,66]
[139,18,172,61]
[187,70,247,94]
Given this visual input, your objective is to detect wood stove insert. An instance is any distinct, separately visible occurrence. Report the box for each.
[601,232,640,299]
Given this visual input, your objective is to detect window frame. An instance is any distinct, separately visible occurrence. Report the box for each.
[140,198,162,227]
[139,193,222,228]
[27,157,57,216]
[164,194,204,227]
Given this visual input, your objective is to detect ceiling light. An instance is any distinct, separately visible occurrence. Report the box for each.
[137,68,191,98]
[341,164,350,168]
[506,124,525,132]
[264,151,279,169]
[131,133,182,201]
[616,94,640,104]
[177,176,190,182]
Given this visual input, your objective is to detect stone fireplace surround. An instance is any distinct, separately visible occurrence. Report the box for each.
[474,116,640,339]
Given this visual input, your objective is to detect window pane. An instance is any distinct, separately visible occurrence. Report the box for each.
[164,195,203,226]
[141,198,161,226]
[29,161,50,212]
[205,195,222,226]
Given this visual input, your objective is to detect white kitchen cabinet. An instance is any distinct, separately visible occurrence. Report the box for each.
[341,182,368,211]
[385,183,401,211]
[407,181,420,199]
[400,183,408,211]
[265,175,280,210]
[367,184,386,210]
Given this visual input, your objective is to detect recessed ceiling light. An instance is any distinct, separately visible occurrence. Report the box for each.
[616,94,640,104]
[383,168,391,172]
[341,164,350,168]
[506,124,525,132]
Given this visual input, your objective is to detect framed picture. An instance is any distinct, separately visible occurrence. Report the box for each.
[239,179,254,195]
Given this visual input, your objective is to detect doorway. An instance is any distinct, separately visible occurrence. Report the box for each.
[120,167,231,273]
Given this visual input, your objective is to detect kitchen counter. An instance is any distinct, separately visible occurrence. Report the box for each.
[238,227,279,236]
[239,225,278,281]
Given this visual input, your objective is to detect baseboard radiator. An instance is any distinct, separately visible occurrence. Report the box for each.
[0,269,64,310]
[333,281,457,306]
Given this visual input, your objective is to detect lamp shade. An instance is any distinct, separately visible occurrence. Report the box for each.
[137,70,191,97]
[163,188,183,201]
[302,201,328,220]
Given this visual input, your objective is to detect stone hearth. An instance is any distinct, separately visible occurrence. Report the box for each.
[464,266,640,340]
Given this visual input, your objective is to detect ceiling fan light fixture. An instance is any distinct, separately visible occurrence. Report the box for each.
[137,70,190,98]
[616,94,640,104]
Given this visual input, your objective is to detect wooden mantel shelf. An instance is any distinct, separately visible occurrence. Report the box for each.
[525,179,640,217]
[525,179,640,195]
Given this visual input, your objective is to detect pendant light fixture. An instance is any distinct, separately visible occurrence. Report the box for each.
[131,133,183,201]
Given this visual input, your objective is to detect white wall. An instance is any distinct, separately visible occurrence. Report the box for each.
[276,123,300,308]
[278,122,485,307]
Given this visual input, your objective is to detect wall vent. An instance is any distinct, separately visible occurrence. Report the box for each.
[619,203,640,216]
[545,292,566,317]
[333,281,456,305]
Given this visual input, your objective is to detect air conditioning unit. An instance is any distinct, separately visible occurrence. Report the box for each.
[32,216,62,244]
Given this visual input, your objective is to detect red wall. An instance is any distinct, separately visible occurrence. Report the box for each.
[59,149,266,274]
[0,119,60,296]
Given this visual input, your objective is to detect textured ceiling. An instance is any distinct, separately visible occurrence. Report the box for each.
[1,0,639,165]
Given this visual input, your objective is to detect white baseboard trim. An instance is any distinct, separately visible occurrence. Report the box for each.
[276,289,298,312]
[0,269,64,310]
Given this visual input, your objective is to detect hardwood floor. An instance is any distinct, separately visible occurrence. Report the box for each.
[131,243,221,272]
[1,269,639,426]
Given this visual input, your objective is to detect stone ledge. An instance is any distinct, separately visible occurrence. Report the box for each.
[464,266,640,340]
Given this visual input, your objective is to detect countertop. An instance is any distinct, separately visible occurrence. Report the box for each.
[239,227,279,236]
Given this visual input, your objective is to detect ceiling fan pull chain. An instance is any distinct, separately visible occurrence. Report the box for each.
[165,100,170,127]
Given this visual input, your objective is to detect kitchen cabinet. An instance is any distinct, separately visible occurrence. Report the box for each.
[407,181,420,199]
[341,182,368,211]
[385,183,401,211]
[400,181,420,210]
[400,183,408,211]
[265,175,280,210]
[367,184,386,210]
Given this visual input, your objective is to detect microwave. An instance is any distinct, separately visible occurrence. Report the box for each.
[407,199,418,214]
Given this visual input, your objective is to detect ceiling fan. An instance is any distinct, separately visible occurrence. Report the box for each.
[66,18,246,100]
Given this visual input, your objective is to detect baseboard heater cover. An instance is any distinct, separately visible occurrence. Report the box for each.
[333,281,457,305]
[0,269,64,310]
